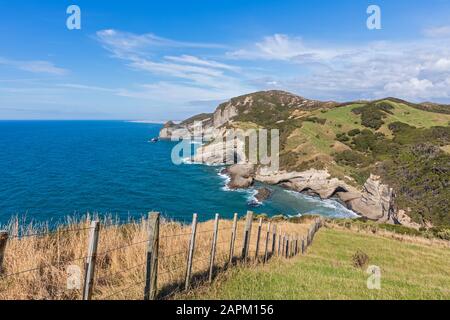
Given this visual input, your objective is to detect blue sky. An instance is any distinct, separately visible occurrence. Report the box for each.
[1,0,450,120]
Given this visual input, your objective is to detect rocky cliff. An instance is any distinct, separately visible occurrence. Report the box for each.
[159,90,450,227]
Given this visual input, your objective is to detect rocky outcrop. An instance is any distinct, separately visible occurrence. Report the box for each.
[256,169,400,224]
[254,187,272,202]
[214,103,238,127]
[396,210,421,229]
[191,128,247,165]
[221,164,255,189]
[346,175,397,223]
[160,90,332,140]
[220,164,401,223]
[256,168,356,199]
[159,121,179,139]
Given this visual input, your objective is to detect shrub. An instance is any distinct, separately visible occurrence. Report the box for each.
[430,227,450,241]
[336,133,350,142]
[304,117,327,125]
[348,129,361,137]
[335,150,369,167]
[352,250,369,268]
[254,213,269,221]
[271,215,287,222]
[378,224,422,237]
[352,103,393,130]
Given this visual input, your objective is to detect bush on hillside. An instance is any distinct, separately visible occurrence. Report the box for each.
[336,133,350,142]
[352,103,394,130]
[378,224,422,237]
[352,250,369,269]
[304,117,327,125]
[335,150,370,167]
[348,129,361,136]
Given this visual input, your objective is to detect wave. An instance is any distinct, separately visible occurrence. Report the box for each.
[246,189,263,206]
[216,170,258,204]
[285,190,359,218]
[217,169,231,191]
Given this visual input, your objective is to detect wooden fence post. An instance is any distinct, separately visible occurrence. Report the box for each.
[228,213,238,266]
[294,235,298,256]
[291,236,294,257]
[292,236,296,257]
[285,235,289,258]
[263,222,271,263]
[301,237,305,254]
[208,214,219,283]
[281,234,286,258]
[241,211,253,261]
[185,213,198,291]
[0,231,8,274]
[287,235,290,258]
[144,212,160,300]
[271,224,276,257]
[277,231,282,256]
[254,218,263,260]
[83,220,100,300]
[290,235,294,257]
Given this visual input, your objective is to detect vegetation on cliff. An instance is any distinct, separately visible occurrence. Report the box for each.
[198,91,450,226]
[164,90,449,226]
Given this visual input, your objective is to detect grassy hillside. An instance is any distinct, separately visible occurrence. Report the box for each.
[229,93,450,226]
[186,227,450,300]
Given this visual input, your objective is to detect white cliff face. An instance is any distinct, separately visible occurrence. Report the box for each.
[256,169,400,224]
[192,128,247,165]
[256,169,357,199]
[346,174,397,223]
[214,103,238,128]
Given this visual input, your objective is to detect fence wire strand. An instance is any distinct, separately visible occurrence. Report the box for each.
[8,226,93,240]
[102,279,146,300]
[0,215,323,300]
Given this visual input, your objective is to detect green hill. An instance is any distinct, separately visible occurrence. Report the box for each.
[163,90,450,227]
[226,93,450,226]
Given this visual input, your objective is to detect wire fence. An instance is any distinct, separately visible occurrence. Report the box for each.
[0,213,323,300]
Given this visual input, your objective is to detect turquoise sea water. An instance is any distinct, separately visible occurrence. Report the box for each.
[0,121,356,225]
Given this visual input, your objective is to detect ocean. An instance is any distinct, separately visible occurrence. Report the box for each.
[0,121,357,226]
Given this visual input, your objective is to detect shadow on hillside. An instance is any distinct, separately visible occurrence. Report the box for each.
[156,254,275,300]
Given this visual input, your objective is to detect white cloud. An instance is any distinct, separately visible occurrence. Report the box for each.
[227,33,450,102]
[228,34,341,62]
[96,29,225,58]
[423,26,450,38]
[164,55,239,72]
[94,28,450,105]
[383,78,435,98]
[96,29,252,104]
[58,83,116,92]
[0,57,67,75]
[117,81,244,103]
[427,58,450,72]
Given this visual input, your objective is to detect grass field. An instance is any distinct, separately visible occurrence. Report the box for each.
[186,227,450,300]
[283,100,450,157]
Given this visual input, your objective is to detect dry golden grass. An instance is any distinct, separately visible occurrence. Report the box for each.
[0,215,314,300]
